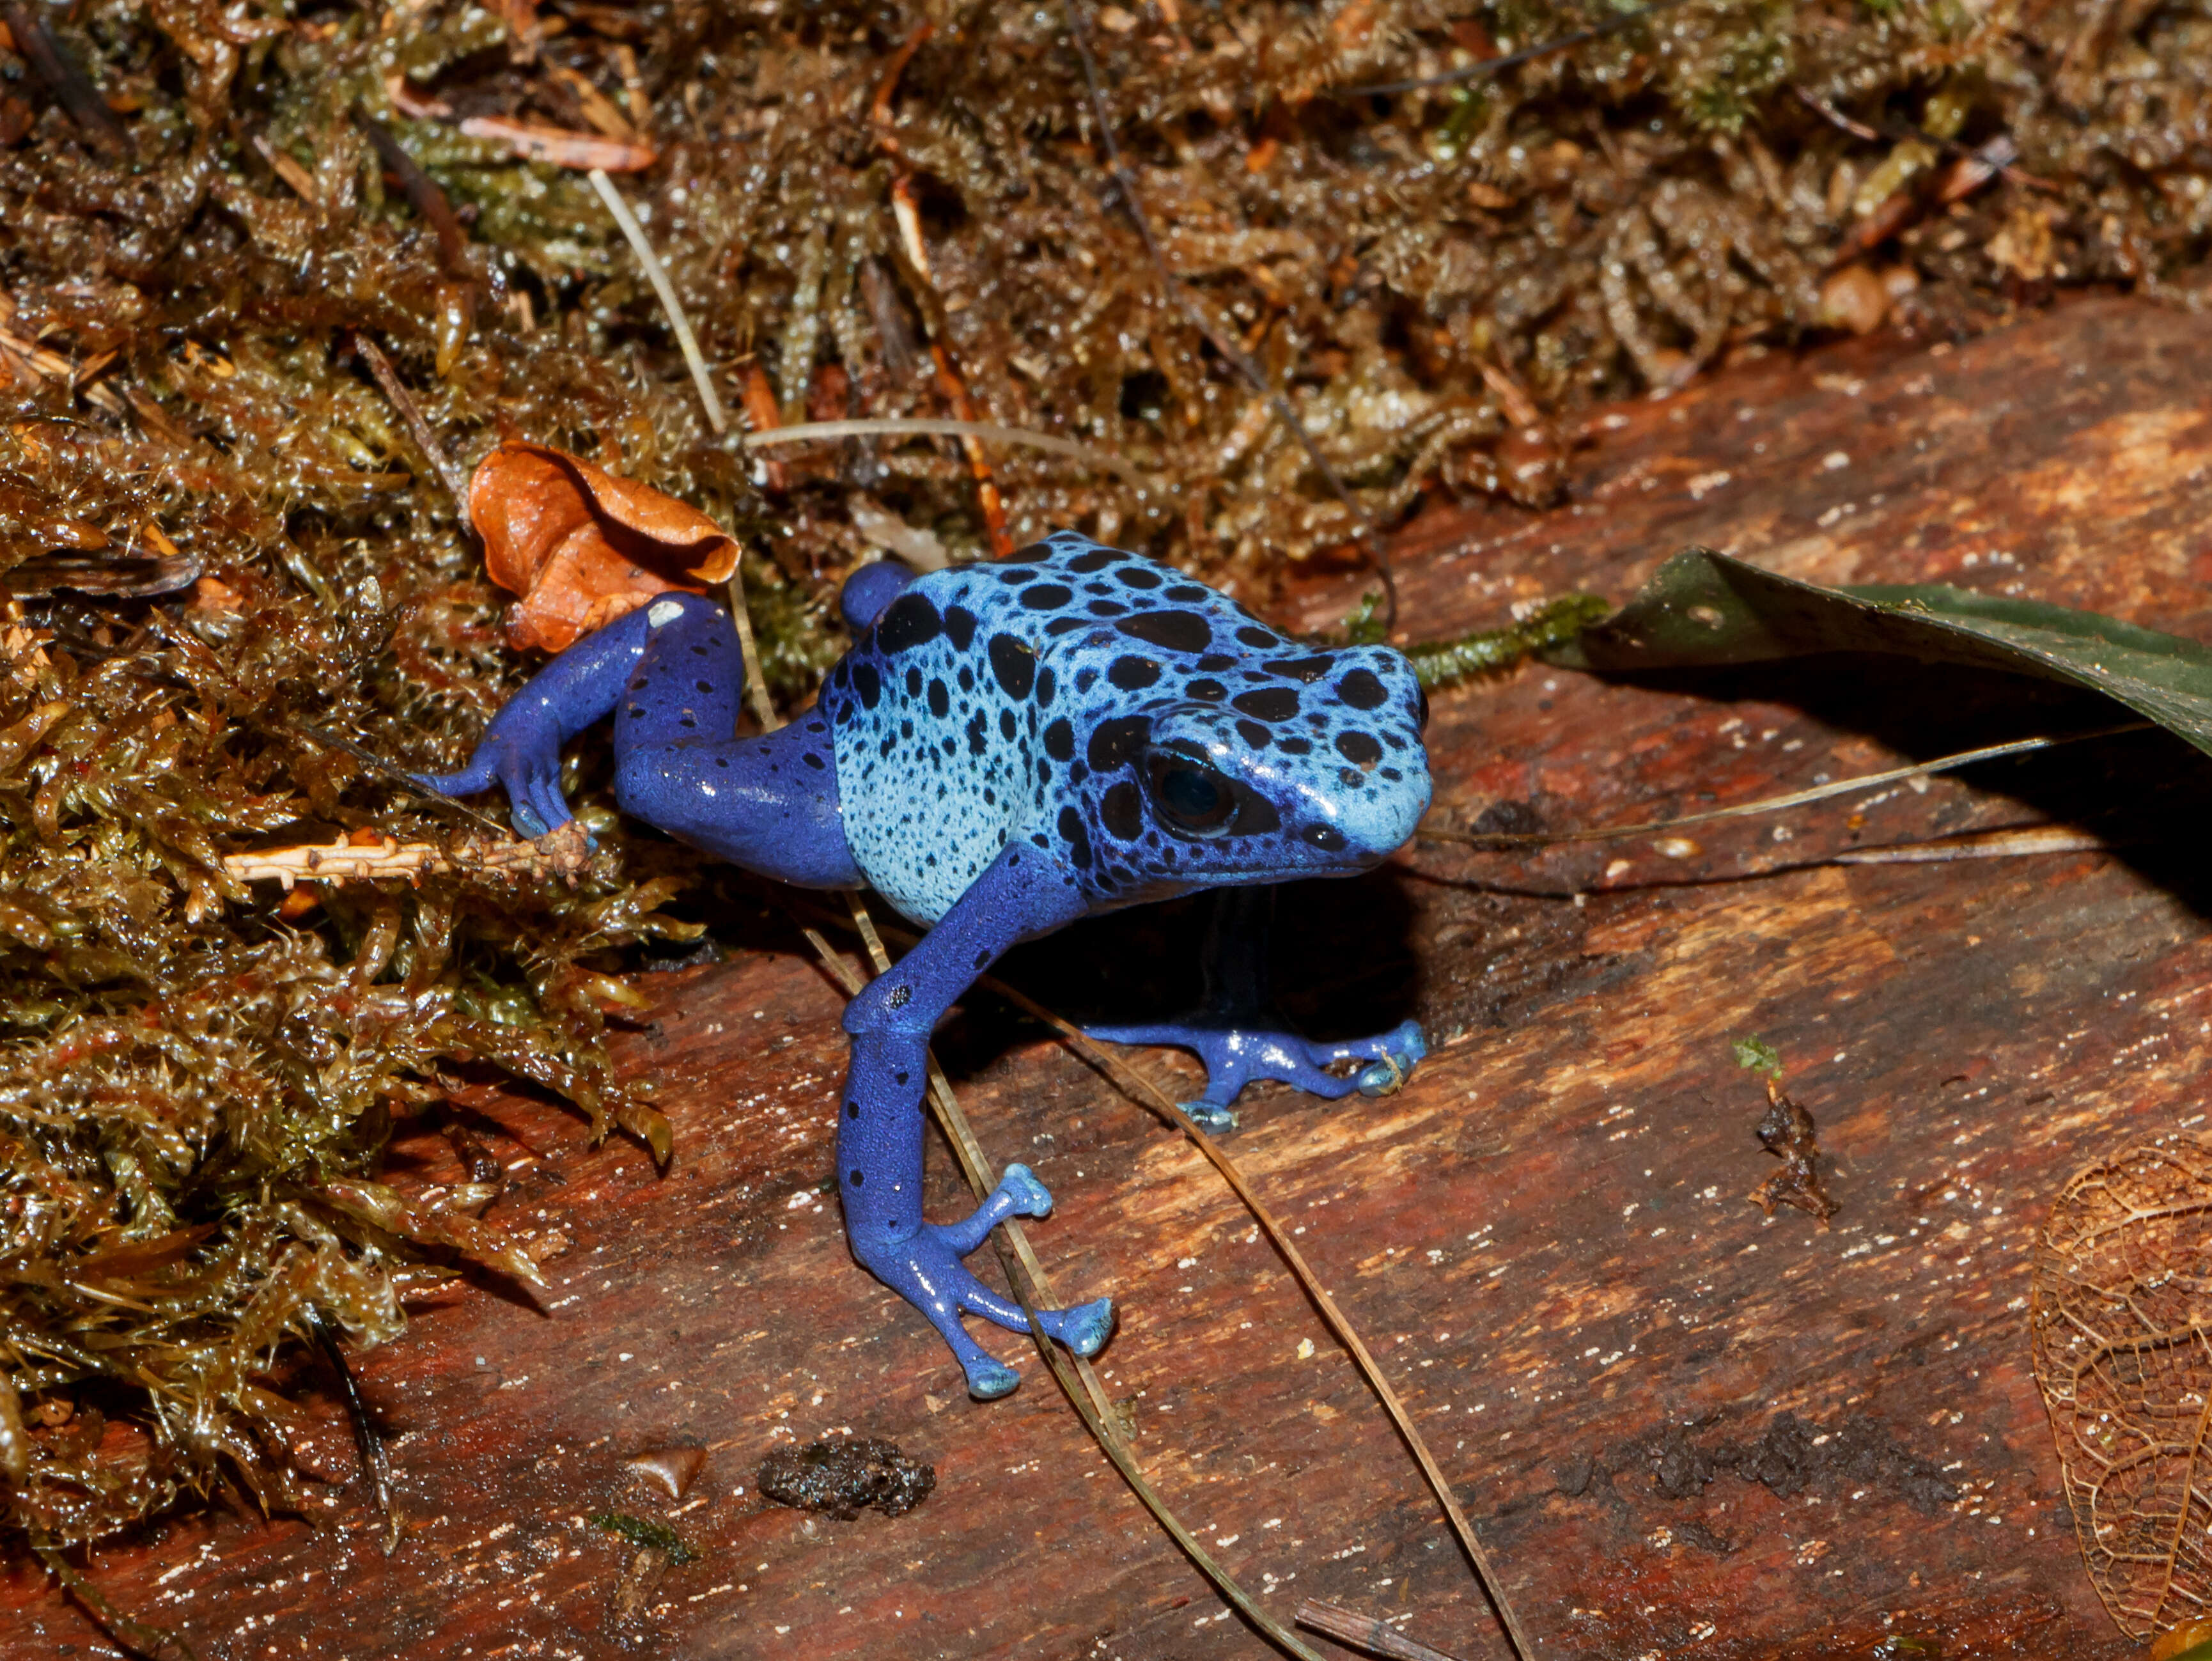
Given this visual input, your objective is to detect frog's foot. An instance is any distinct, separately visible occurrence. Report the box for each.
[412,722,573,839]
[852,1165,1116,1399]
[1086,1017,1428,1129]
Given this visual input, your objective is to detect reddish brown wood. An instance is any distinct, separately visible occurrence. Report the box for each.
[7,294,2212,1659]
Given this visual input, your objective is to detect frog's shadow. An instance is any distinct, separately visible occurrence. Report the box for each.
[941,868,1428,1081]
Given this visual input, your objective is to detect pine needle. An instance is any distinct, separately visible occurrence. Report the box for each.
[1418,722,2151,849]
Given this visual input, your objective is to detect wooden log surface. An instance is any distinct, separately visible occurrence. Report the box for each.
[7,292,2211,1660]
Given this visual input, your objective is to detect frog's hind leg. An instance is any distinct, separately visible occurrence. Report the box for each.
[609,595,859,889]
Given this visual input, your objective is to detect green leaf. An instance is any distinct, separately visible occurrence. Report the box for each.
[1733,1035,1783,1077]
[1545,547,2212,759]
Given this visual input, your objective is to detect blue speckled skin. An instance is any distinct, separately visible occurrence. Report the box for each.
[422,530,1432,1398]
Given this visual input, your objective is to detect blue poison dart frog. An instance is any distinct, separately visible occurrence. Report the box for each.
[421,531,1433,1400]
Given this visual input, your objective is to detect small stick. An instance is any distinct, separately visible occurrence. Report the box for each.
[1062,1,1398,627]
[1297,1600,1470,1661]
[869,22,932,146]
[588,168,729,437]
[726,566,777,733]
[352,333,469,507]
[1830,823,2111,864]
[220,825,593,891]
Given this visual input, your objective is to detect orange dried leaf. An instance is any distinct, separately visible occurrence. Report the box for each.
[469,440,738,651]
[2032,1135,2212,1641]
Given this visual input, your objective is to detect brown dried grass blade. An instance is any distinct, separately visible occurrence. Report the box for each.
[969,969,1533,1658]
[742,417,1157,491]
[587,168,726,433]
[1062,0,1396,625]
[1297,1598,1470,1661]
[463,115,655,173]
[352,334,468,507]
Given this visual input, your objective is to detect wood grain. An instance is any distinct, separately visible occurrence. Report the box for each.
[7,293,2210,1660]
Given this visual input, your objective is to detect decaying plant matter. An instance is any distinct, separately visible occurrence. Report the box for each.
[1,0,2208,1556]
[2032,1137,2212,1642]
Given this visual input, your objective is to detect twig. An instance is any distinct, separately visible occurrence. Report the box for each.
[1335,0,1698,97]
[589,168,729,436]
[352,334,469,506]
[798,894,1529,1659]
[1791,85,2057,196]
[251,133,321,207]
[869,22,933,147]
[742,417,1158,492]
[1297,1600,1470,1661]
[221,825,593,890]
[1062,1,1398,628]
[1830,823,2112,864]
[463,115,655,173]
[1417,723,2151,848]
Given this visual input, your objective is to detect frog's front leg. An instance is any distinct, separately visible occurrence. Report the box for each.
[841,843,1114,1399]
[1086,886,1426,1130]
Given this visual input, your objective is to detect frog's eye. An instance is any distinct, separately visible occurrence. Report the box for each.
[1145,754,1236,836]
[1415,686,1431,733]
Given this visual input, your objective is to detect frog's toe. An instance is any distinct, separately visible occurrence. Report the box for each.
[963,1353,1022,1401]
[1180,1098,1239,1133]
[999,1162,1052,1219]
[1353,1020,1428,1099]
[1045,1296,1115,1359]
[414,756,497,799]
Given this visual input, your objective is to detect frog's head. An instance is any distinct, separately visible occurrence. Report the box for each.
[1063,640,1433,896]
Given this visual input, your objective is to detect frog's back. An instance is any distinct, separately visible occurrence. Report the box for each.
[821,531,1428,926]
[819,547,1068,923]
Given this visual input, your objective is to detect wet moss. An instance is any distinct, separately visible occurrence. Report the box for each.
[0,0,2204,1553]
